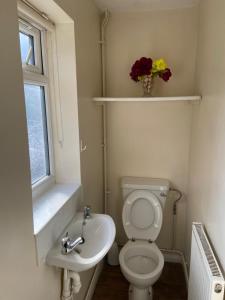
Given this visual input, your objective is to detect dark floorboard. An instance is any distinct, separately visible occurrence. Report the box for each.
[92,262,187,300]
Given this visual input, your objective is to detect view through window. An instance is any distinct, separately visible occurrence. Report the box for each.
[19,20,52,185]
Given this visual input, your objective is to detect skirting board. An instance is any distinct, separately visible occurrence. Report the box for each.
[85,260,104,300]
[160,248,188,288]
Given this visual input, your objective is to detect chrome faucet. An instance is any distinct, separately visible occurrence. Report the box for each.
[83,205,91,220]
[61,232,84,255]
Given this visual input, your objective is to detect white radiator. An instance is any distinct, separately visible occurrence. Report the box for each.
[188,223,225,300]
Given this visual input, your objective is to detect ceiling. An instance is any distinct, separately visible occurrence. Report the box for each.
[94,0,199,12]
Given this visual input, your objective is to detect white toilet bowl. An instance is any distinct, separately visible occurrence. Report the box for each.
[119,240,164,300]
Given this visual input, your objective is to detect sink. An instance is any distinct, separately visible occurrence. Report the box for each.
[46,213,116,272]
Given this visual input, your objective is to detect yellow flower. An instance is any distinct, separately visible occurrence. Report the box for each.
[152,59,167,73]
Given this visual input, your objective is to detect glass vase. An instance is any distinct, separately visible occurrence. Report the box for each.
[141,74,154,97]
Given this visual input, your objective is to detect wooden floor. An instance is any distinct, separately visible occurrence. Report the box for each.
[93,263,187,300]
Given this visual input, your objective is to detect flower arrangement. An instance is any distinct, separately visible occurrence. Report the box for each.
[130,57,172,95]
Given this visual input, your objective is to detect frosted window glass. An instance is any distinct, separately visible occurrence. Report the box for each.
[19,32,35,65]
[24,84,50,184]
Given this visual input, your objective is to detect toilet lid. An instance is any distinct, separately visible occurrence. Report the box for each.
[122,190,162,241]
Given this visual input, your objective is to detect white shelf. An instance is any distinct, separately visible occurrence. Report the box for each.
[93,96,201,102]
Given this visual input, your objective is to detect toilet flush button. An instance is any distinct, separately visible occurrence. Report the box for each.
[154,224,159,228]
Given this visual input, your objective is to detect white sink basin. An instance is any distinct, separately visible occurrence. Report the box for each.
[46,213,116,272]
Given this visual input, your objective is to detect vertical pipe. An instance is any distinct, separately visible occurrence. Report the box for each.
[100,13,119,266]
[102,104,108,213]
[100,10,110,214]
[101,12,108,97]
[169,188,182,250]
[62,269,72,300]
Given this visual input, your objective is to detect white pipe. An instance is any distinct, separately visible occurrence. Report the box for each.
[160,248,189,286]
[100,10,110,214]
[62,269,72,300]
[102,103,108,214]
[101,10,109,98]
[69,271,82,294]
[62,269,81,300]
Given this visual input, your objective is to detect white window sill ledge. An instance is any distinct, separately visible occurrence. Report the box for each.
[33,182,81,235]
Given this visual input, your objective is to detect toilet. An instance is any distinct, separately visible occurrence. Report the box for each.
[119,177,170,300]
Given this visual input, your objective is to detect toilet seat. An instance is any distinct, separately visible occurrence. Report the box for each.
[119,240,164,288]
[122,190,163,241]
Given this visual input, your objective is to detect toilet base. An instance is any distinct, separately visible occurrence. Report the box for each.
[128,284,153,300]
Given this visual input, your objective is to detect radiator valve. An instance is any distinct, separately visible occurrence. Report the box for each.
[215,283,223,294]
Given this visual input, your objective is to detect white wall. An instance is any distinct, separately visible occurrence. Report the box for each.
[106,8,198,98]
[0,0,103,299]
[186,0,225,271]
[54,0,103,214]
[105,8,198,251]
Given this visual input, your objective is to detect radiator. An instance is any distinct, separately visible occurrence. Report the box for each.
[188,223,225,300]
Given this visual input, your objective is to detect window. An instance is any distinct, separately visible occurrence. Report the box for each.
[19,18,54,186]
[19,31,35,65]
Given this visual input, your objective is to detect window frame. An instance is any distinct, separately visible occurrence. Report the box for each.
[19,19,43,74]
[19,15,55,193]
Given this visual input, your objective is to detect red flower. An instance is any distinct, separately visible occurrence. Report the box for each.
[130,57,153,82]
[159,68,172,82]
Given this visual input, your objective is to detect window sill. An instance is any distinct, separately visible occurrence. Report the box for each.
[33,182,80,235]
